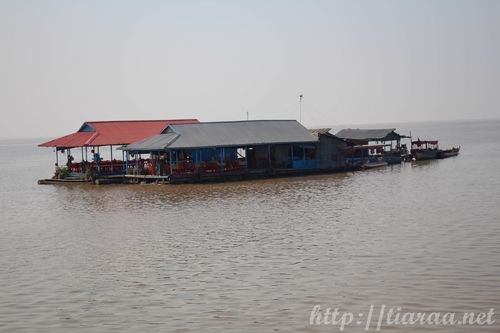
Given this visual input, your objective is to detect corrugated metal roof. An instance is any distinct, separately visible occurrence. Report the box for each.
[38,131,96,148]
[335,128,403,141]
[38,119,199,148]
[122,120,317,151]
[122,133,180,151]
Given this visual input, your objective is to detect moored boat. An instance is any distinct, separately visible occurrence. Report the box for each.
[411,140,440,160]
[344,144,390,169]
[411,140,460,160]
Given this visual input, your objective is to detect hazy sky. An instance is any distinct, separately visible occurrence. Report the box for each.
[1,0,499,139]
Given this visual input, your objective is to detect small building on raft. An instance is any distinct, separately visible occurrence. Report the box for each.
[119,120,349,183]
[38,119,199,180]
[335,128,410,166]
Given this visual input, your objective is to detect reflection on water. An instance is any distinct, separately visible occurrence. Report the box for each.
[1,120,500,332]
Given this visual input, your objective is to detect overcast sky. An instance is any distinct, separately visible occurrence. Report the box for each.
[1,0,499,139]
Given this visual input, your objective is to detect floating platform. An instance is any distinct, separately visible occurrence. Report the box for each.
[38,178,90,185]
[37,165,375,186]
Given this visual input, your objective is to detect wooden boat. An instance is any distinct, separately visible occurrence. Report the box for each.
[411,140,440,160]
[344,144,391,168]
[439,146,460,158]
[411,140,460,160]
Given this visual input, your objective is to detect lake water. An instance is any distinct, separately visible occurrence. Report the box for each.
[1,119,499,332]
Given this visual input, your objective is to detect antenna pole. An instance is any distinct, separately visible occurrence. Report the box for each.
[299,94,303,123]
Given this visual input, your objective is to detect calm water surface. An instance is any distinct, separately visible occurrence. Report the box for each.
[1,120,500,332]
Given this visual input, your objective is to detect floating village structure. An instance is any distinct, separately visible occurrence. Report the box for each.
[38,119,457,184]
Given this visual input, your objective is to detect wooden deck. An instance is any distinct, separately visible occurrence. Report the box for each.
[38,166,352,185]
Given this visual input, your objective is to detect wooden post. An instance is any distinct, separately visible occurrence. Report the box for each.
[245,146,248,171]
[110,145,113,172]
[135,154,139,175]
[169,150,173,177]
[220,147,224,172]
[96,146,100,174]
[195,149,199,174]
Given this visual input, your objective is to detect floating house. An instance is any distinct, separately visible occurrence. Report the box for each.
[335,128,409,165]
[37,119,458,185]
[38,119,199,178]
[120,120,334,183]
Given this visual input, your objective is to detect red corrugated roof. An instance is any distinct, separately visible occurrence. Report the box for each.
[39,119,199,148]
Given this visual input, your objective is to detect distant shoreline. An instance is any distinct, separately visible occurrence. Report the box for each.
[1,117,499,143]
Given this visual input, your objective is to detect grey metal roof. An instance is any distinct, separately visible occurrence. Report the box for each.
[121,133,179,151]
[122,120,317,151]
[335,128,404,141]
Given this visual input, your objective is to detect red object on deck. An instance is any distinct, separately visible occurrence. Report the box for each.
[38,119,199,148]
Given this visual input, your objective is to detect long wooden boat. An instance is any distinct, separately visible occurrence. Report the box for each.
[411,140,460,160]
[411,140,441,160]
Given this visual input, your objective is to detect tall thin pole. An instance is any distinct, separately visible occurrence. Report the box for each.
[246,111,249,120]
[299,94,303,123]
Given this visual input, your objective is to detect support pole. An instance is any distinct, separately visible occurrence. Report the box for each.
[195,150,199,174]
[299,94,303,123]
[125,151,129,171]
[136,154,139,174]
[55,149,59,166]
[157,153,160,176]
[110,145,113,172]
[169,150,173,177]
[245,147,248,171]
[220,147,224,173]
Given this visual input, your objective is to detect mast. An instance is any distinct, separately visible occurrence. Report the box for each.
[299,94,303,123]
